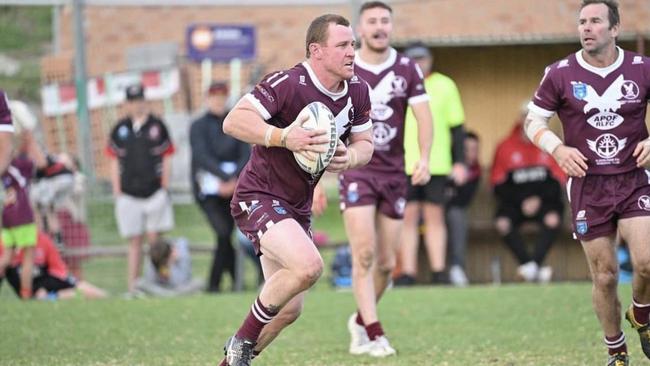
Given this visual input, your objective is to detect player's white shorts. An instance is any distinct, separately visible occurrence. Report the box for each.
[114,189,174,238]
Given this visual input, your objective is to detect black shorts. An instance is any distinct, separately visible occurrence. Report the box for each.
[406,175,451,204]
[5,267,76,296]
[495,201,564,228]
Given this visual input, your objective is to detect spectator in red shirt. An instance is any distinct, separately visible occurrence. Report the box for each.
[0,231,107,299]
[490,110,566,283]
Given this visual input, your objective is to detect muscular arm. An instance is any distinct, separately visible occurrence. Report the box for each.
[524,109,587,177]
[0,132,12,174]
[523,110,562,154]
[223,98,328,153]
[347,128,374,168]
[325,128,373,173]
[409,101,433,185]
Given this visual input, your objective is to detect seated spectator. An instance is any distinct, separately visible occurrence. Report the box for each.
[135,237,204,297]
[0,231,107,300]
[446,131,482,286]
[490,110,566,283]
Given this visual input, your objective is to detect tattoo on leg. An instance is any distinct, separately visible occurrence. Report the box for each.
[267,304,280,313]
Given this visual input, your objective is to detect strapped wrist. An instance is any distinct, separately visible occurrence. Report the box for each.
[280,124,294,148]
[264,126,275,148]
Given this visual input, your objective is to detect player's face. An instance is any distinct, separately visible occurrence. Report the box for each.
[320,24,356,80]
[357,7,392,53]
[207,93,228,115]
[578,4,619,55]
[127,99,148,117]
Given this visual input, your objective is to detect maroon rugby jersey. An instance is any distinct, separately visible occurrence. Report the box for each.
[0,90,13,133]
[530,48,650,175]
[351,48,427,175]
[235,62,372,216]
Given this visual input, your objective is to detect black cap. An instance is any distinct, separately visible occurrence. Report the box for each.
[404,42,431,60]
[208,81,229,95]
[126,84,145,101]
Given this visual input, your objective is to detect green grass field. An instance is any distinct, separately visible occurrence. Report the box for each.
[0,282,640,365]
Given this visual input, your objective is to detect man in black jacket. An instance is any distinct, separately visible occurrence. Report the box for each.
[190,81,250,292]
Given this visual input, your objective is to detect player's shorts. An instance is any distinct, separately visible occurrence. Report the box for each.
[30,174,75,208]
[1,223,37,248]
[231,195,312,255]
[115,189,174,238]
[568,168,650,241]
[338,172,407,219]
[406,175,450,205]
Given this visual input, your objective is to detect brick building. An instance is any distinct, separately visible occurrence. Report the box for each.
[41,0,650,180]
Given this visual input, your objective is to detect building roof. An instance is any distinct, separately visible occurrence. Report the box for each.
[392,0,650,46]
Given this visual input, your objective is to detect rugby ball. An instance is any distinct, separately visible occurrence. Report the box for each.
[8,100,38,132]
[293,101,338,174]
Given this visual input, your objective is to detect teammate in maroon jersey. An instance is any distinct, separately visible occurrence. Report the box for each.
[337,1,432,357]
[0,90,13,175]
[217,14,373,366]
[526,1,650,364]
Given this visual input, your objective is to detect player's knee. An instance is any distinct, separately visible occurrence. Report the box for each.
[543,212,561,228]
[354,247,375,271]
[592,268,619,289]
[495,217,511,235]
[295,257,323,289]
[376,255,395,275]
[633,259,650,280]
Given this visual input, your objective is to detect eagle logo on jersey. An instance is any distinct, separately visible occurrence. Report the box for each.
[581,74,624,114]
[574,75,627,131]
[334,97,354,137]
[622,81,640,100]
[368,71,406,121]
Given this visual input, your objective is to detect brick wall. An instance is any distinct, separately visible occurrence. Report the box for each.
[40,0,650,182]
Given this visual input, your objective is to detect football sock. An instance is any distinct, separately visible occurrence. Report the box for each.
[365,321,385,341]
[355,311,364,326]
[236,296,278,342]
[605,332,627,355]
[633,297,650,325]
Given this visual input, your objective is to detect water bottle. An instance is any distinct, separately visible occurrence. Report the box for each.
[491,256,501,285]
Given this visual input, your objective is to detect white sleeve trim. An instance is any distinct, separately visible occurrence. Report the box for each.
[0,125,14,133]
[408,94,430,106]
[351,120,372,133]
[244,93,272,121]
[527,101,555,118]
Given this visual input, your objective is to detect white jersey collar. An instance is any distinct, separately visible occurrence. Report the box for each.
[354,48,397,75]
[576,46,624,78]
[301,61,348,101]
